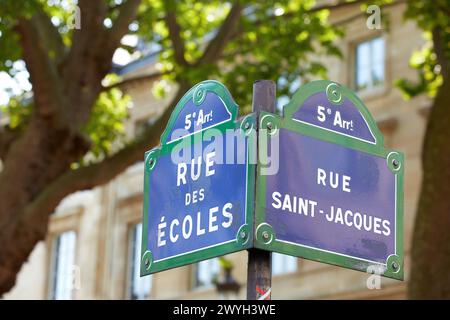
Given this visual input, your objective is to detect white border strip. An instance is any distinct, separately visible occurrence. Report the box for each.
[167,96,233,144]
[292,116,377,145]
[277,239,386,266]
[154,239,235,263]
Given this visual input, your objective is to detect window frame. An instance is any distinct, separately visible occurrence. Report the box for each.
[271,252,299,276]
[191,258,220,290]
[46,209,81,300]
[348,31,389,101]
[354,36,386,93]
[126,222,152,300]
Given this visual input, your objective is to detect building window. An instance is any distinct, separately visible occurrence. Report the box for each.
[272,253,297,276]
[193,258,220,288]
[355,37,385,91]
[49,230,77,300]
[128,223,152,299]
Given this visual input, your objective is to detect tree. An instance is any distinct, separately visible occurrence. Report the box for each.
[395,0,450,299]
[0,0,342,295]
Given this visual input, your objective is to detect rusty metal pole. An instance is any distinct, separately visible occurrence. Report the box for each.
[246,80,276,300]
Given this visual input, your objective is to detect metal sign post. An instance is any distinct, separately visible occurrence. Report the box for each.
[247,80,276,300]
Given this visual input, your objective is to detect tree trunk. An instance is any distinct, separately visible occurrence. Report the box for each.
[0,119,87,295]
[0,82,189,296]
[409,79,450,299]
[0,0,145,296]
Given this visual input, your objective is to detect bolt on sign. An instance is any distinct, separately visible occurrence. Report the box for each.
[255,81,404,280]
[141,80,256,275]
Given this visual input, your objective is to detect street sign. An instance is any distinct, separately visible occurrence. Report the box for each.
[255,81,404,280]
[141,80,256,275]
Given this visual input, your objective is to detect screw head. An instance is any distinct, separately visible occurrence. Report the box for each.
[266,122,273,131]
[262,231,269,240]
[392,159,399,168]
[240,231,247,239]
[244,122,250,130]
[145,258,150,267]
[149,159,154,167]
[391,261,399,270]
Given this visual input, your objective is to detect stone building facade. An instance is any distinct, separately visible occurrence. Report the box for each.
[5,1,429,299]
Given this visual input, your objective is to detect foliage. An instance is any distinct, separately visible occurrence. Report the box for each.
[1,0,343,160]
[0,0,352,296]
[82,87,130,161]
[396,0,450,99]
[395,37,443,99]
[0,95,32,129]
[219,256,234,270]
[133,0,343,112]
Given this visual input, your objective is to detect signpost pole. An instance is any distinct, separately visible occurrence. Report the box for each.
[246,80,276,300]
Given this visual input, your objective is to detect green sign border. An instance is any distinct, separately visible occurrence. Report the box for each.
[254,80,404,280]
[141,80,256,276]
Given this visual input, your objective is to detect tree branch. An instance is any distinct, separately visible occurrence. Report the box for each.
[432,27,450,80]
[0,127,22,160]
[200,0,361,63]
[102,71,166,91]
[65,0,108,68]
[119,43,137,53]
[61,0,115,128]
[309,0,367,13]
[23,82,190,219]
[436,2,450,17]
[33,7,66,65]
[108,0,142,52]
[164,0,188,66]
[196,3,243,66]
[15,18,65,120]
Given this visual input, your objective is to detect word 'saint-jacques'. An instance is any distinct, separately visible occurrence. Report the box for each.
[271,167,391,236]
[157,151,234,247]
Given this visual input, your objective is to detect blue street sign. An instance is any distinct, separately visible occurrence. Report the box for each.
[255,81,404,280]
[147,133,248,262]
[141,81,255,275]
[267,129,396,263]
